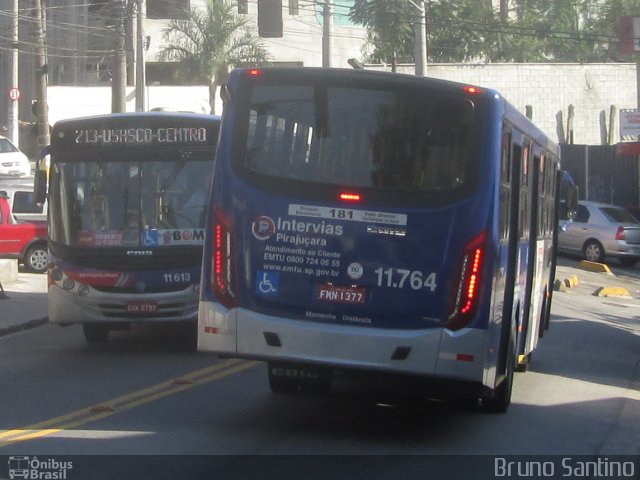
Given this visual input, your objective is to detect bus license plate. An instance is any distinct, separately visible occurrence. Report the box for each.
[126,301,158,313]
[316,284,366,304]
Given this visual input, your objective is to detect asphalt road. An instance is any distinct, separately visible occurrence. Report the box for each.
[0,257,638,479]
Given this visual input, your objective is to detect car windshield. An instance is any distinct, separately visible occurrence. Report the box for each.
[0,138,19,154]
[600,206,639,224]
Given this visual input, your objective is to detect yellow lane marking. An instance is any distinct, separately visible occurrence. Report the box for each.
[0,359,260,447]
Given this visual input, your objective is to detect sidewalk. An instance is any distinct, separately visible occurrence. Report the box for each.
[0,268,48,337]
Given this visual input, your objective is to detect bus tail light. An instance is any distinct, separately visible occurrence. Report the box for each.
[339,191,361,202]
[446,230,487,331]
[211,208,237,308]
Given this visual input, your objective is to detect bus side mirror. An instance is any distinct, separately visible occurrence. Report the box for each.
[34,169,47,206]
[558,170,578,220]
[566,185,578,219]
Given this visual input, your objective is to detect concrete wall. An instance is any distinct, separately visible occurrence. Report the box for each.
[46,63,637,146]
[144,0,366,69]
[0,260,18,286]
[379,63,637,146]
[47,86,212,126]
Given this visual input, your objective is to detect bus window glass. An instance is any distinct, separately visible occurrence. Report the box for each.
[241,85,475,192]
[48,152,211,247]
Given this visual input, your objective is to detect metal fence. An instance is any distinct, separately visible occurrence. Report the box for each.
[560,144,639,208]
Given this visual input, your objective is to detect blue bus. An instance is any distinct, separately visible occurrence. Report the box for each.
[35,112,220,344]
[197,67,576,412]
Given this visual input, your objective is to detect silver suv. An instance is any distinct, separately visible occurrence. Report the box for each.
[558,201,640,266]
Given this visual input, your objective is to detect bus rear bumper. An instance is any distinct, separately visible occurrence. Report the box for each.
[198,302,488,384]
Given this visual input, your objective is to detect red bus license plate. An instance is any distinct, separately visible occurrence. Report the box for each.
[317,284,366,304]
[126,301,158,313]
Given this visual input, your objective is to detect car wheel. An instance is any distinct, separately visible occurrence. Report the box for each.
[25,243,48,273]
[583,240,605,263]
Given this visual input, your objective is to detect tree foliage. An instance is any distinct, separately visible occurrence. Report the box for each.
[349,0,640,64]
[157,0,269,113]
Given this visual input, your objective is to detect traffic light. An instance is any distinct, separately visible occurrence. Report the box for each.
[258,0,283,38]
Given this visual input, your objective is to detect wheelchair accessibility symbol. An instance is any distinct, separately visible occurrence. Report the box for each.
[256,271,279,296]
[141,229,158,246]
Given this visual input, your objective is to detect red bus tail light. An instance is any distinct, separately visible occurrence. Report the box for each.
[211,208,237,308]
[447,231,487,331]
[339,192,361,202]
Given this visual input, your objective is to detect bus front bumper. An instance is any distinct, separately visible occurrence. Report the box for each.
[48,284,199,325]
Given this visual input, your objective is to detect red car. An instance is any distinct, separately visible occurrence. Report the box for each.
[0,194,48,272]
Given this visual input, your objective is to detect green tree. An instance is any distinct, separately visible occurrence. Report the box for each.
[350,0,640,64]
[587,0,640,61]
[349,0,415,70]
[157,0,269,113]
[349,0,500,65]
[426,0,496,62]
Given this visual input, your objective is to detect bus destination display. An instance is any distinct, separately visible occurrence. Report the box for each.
[73,127,209,145]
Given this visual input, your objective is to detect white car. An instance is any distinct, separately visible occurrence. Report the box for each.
[0,136,31,177]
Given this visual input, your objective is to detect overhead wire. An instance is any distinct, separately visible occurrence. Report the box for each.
[0,0,628,61]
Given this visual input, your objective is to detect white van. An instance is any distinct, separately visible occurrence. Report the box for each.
[0,179,48,222]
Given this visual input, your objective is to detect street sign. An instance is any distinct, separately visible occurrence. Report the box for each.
[620,109,640,139]
[8,87,20,101]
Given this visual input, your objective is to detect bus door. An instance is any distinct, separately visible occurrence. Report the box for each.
[496,132,528,381]
[514,140,534,361]
[521,148,546,363]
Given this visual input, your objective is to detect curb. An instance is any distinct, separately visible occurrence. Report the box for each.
[593,286,632,298]
[578,260,613,275]
[554,275,579,292]
[0,316,48,338]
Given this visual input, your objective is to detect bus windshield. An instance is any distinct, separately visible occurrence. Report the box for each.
[239,83,477,192]
[49,151,211,248]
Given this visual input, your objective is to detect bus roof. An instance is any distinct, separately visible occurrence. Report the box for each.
[53,111,221,129]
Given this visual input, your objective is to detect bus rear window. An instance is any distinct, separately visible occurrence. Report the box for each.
[239,84,476,192]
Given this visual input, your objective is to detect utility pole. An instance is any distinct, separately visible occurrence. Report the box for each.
[322,0,332,68]
[111,0,127,113]
[135,0,146,112]
[409,0,427,76]
[34,0,50,149]
[414,0,426,76]
[7,0,19,146]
